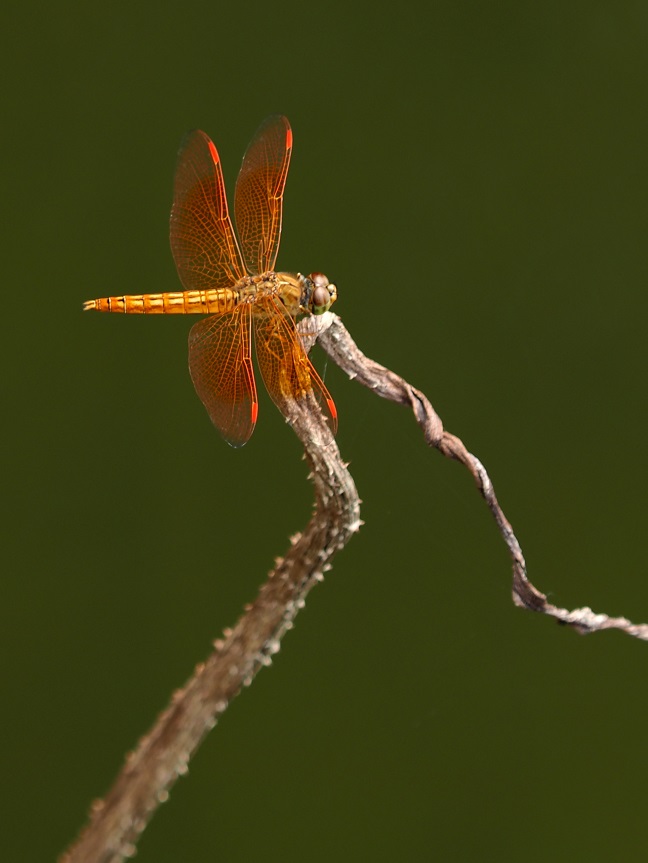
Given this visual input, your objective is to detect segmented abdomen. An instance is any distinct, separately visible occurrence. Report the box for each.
[83,289,238,314]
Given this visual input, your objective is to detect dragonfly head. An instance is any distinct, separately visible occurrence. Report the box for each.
[301,272,337,315]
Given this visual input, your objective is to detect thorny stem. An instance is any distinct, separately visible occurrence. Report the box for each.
[61,311,648,863]
[60,376,360,863]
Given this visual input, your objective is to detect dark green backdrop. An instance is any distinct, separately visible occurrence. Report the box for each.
[4,2,648,860]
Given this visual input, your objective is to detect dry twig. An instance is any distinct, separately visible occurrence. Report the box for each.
[61,310,647,863]
[61,368,360,862]
[318,313,648,640]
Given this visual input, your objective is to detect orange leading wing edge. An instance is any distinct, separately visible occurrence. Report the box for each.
[234,115,292,275]
[170,129,246,291]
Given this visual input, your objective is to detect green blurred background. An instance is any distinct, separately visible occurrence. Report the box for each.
[3,1,648,860]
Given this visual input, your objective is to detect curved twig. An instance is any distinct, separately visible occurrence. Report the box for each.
[317,313,648,640]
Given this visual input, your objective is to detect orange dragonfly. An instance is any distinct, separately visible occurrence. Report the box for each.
[84,115,337,447]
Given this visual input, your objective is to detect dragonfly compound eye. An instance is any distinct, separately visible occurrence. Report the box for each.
[312,285,332,314]
[308,272,336,314]
[310,272,329,288]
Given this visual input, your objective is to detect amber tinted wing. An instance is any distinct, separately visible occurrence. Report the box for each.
[170,130,246,291]
[234,115,292,275]
[254,298,338,436]
[188,305,258,447]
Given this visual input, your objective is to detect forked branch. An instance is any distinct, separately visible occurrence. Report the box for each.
[61,310,647,862]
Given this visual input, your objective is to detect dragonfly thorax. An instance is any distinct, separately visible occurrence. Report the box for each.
[237,272,302,317]
[238,271,336,319]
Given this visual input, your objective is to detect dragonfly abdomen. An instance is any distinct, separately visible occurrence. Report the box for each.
[83,289,238,315]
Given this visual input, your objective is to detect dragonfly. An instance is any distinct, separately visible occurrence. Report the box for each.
[84,115,338,447]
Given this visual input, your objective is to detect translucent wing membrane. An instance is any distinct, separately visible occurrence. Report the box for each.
[235,115,292,275]
[170,130,246,291]
[171,117,336,445]
[254,297,338,436]
[188,306,258,447]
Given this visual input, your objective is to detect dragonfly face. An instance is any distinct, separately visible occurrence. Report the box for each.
[84,116,338,447]
[295,271,337,317]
